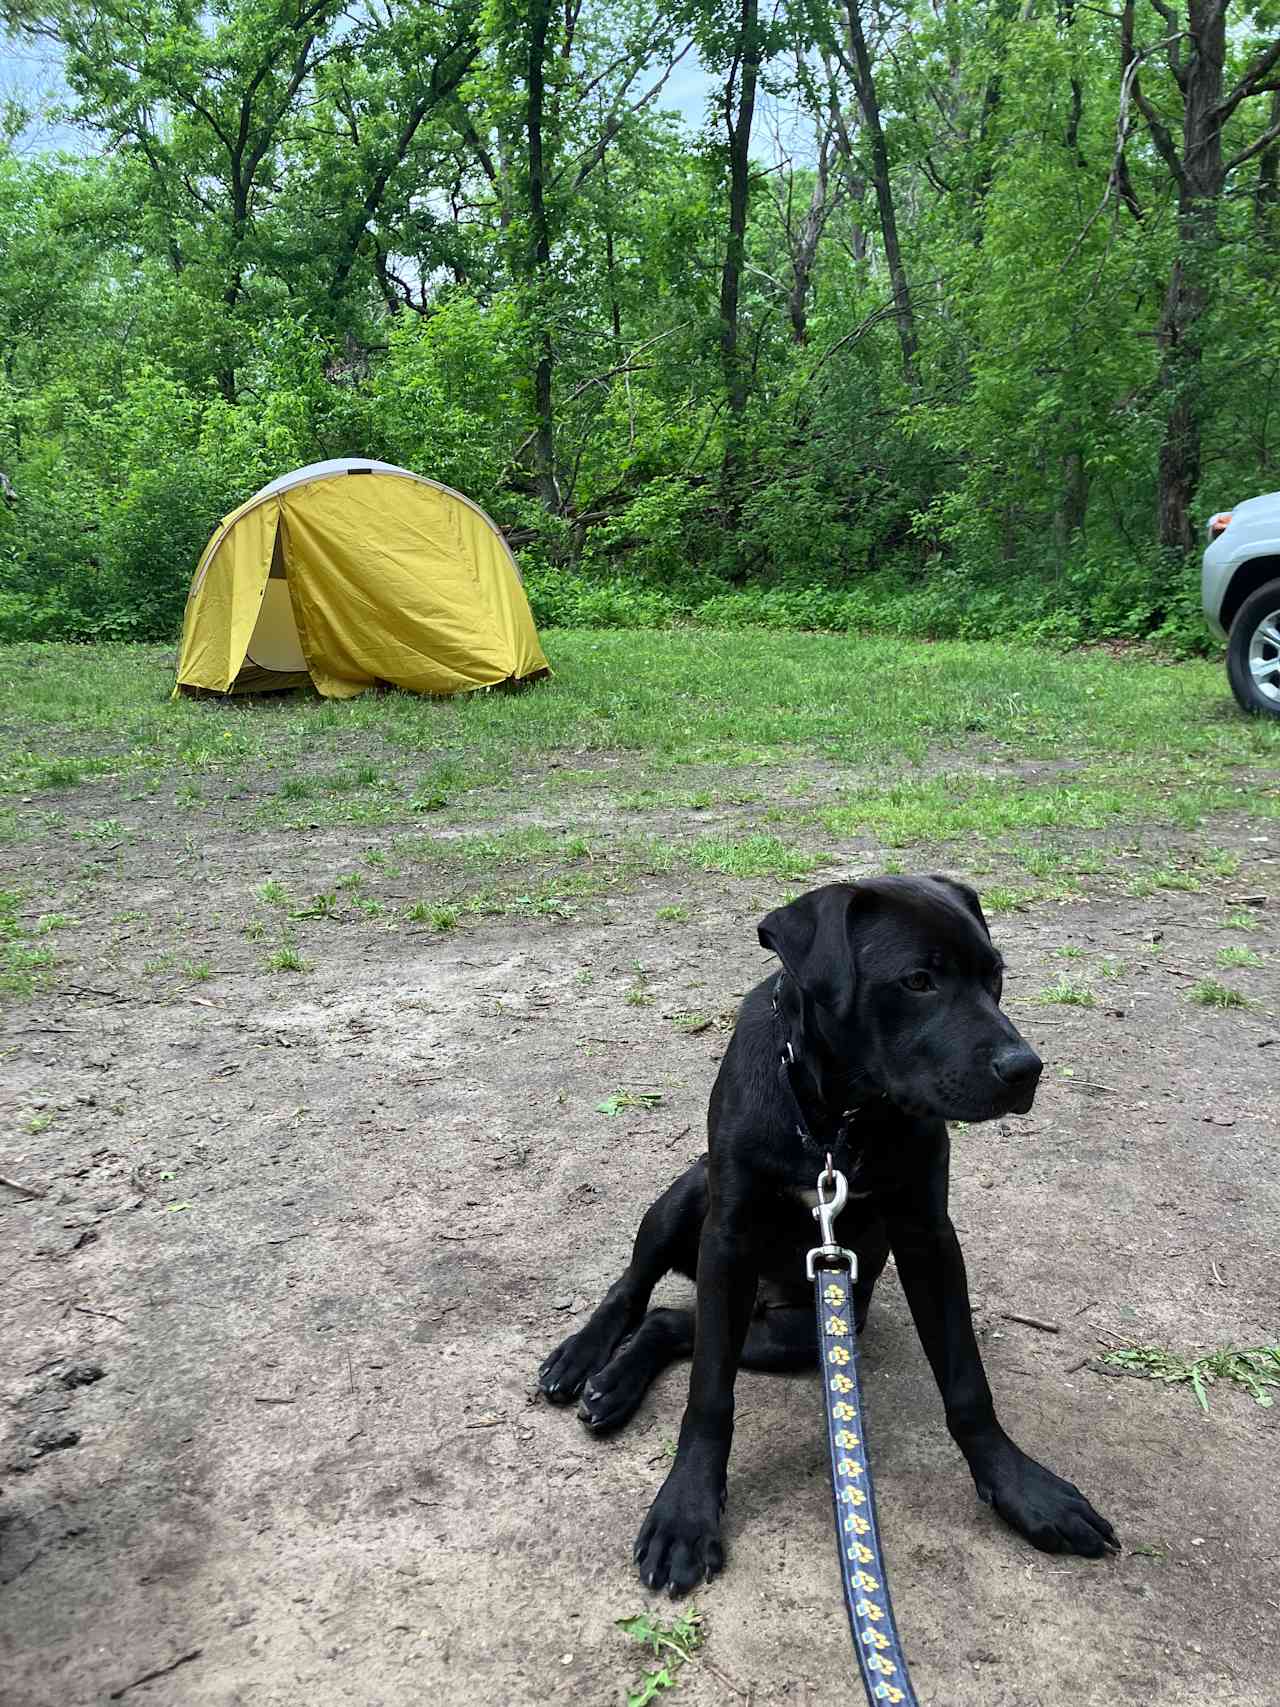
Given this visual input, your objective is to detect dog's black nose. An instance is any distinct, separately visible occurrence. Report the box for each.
[991,1042,1042,1091]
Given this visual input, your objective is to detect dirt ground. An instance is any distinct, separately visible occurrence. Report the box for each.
[1,741,1278,1707]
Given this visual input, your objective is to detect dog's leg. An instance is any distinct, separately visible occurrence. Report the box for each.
[890,1209,1118,1559]
[850,1220,890,1333]
[579,1301,817,1433]
[539,1159,707,1405]
[633,1207,758,1594]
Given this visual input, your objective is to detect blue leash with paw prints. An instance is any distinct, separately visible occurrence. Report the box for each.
[808,1164,921,1707]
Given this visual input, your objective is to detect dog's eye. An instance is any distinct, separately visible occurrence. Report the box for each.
[902,971,935,993]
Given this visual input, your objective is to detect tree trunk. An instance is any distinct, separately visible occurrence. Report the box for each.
[785,125,835,344]
[1053,448,1089,565]
[1125,0,1227,550]
[526,0,561,512]
[840,0,917,386]
[719,0,761,428]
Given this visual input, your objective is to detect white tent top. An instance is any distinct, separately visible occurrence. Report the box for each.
[253,458,427,500]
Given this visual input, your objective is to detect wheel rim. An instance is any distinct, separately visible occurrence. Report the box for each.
[1247,610,1280,704]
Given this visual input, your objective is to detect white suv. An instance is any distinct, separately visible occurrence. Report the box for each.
[1202,492,1280,718]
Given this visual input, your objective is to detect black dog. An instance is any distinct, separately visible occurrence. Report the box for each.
[540,876,1117,1593]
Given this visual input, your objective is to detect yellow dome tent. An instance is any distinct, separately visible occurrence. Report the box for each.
[175,458,549,698]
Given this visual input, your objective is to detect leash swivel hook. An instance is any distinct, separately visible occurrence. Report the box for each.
[805,1163,858,1281]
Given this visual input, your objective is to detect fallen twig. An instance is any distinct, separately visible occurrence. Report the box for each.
[0,1173,45,1198]
[999,1312,1060,1334]
[108,1648,202,1699]
[72,1304,126,1325]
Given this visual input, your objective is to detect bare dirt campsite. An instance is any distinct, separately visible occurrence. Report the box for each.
[2,634,1278,1707]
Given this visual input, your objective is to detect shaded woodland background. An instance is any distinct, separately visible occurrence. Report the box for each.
[1,0,1278,649]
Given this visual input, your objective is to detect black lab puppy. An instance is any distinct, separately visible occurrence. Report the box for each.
[540,876,1117,1593]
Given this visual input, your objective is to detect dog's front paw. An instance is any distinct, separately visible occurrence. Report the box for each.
[634,1470,725,1595]
[974,1442,1118,1558]
[538,1324,613,1405]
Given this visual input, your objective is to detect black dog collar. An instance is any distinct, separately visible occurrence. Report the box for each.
[771,974,878,1164]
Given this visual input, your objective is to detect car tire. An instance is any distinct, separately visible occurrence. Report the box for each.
[1226,579,1280,718]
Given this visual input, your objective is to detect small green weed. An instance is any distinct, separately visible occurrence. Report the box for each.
[671,1011,712,1033]
[1102,1344,1280,1411]
[183,960,213,981]
[980,885,1022,913]
[266,945,309,973]
[1188,978,1250,1008]
[656,904,689,923]
[617,1608,704,1707]
[1216,945,1262,969]
[290,891,340,919]
[1221,910,1259,930]
[336,871,364,890]
[407,901,460,931]
[1037,978,1095,1007]
[243,919,267,941]
[1052,945,1085,960]
[596,1090,663,1115]
[256,879,287,906]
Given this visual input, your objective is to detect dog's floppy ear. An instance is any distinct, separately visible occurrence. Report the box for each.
[927,874,991,941]
[758,883,857,1020]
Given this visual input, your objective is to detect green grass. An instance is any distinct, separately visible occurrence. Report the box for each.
[4,634,1279,798]
[617,1608,704,1707]
[1221,910,1260,930]
[1037,977,1096,1007]
[1216,944,1262,968]
[1188,977,1250,1008]
[406,901,460,931]
[265,945,309,973]
[1102,1344,1280,1411]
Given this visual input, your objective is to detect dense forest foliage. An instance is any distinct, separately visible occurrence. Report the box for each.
[1,0,1278,649]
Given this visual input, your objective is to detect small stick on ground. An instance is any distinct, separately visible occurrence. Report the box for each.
[0,1173,45,1199]
[72,1304,127,1325]
[1210,1261,1227,1287]
[108,1648,202,1699]
[999,1312,1060,1334]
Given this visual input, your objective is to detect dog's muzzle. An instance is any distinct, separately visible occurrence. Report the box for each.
[991,1041,1042,1113]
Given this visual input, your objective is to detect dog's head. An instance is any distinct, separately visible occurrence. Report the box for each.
[758,875,1041,1122]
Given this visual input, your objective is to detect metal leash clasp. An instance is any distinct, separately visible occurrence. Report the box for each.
[805,1156,858,1281]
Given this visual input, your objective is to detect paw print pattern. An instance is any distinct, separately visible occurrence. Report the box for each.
[817,1251,916,1703]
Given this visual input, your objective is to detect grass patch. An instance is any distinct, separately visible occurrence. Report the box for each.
[656,904,690,923]
[265,945,309,973]
[6,635,1280,800]
[1216,944,1262,969]
[596,1090,663,1115]
[617,1608,704,1707]
[1221,910,1260,930]
[407,901,460,931]
[686,833,824,880]
[1102,1344,1280,1411]
[1188,978,1250,1008]
[1037,978,1096,1007]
